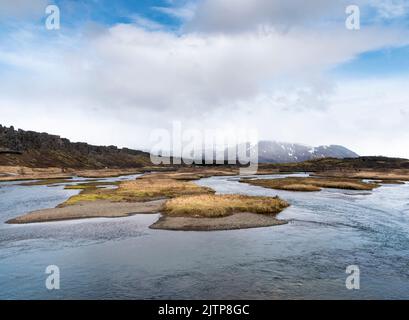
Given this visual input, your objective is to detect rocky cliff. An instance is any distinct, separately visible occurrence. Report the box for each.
[0,125,151,168]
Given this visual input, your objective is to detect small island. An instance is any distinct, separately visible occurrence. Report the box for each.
[240,176,380,192]
[3,125,409,230]
[5,160,409,230]
[6,171,290,230]
[151,194,289,231]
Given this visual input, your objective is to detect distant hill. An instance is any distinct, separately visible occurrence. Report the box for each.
[255,141,359,163]
[221,141,359,163]
[0,125,152,169]
[258,156,409,172]
[162,141,359,164]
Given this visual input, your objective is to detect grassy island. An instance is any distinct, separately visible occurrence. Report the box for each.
[162,194,289,218]
[7,171,291,230]
[151,194,289,231]
[60,174,215,207]
[241,177,379,192]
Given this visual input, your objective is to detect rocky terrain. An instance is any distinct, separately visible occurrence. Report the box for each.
[0,125,151,169]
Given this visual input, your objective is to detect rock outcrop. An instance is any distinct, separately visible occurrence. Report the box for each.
[0,125,151,168]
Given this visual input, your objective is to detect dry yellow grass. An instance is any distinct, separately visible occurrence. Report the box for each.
[117,177,214,198]
[275,183,321,192]
[61,175,215,206]
[241,177,379,192]
[143,168,238,181]
[74,168,143,178]
[0,166,144,181]
[19,178,78,186]
[0,166,71,182]
[64,181,119,190]
[162,194,289,218]
[372,180,405,185]
[312,170,409,181]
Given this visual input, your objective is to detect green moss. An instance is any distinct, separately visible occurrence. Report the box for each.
[59,176,215,207]
[61,192,126,206]
[64,181,119,190]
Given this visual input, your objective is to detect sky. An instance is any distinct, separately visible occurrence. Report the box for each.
[0,0,409,157]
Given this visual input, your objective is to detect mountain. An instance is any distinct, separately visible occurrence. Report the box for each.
[0,125,360,168]
[237,141,359,163]
[186,141,358,164]
[0,125,152,169]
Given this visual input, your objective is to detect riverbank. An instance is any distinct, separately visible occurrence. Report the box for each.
[240,176,380,192]
[7,197,288,230]
[150,212,287,231]
[2,169,408,299]
[6,199,165,224]
[5,171,291,230]
[0,166,146,182]
[0,165,238,182]
[5,163,407,229]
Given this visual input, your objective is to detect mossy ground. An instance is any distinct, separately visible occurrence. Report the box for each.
[64,181,119,190]
[19,178,79,186]
[60,174,215,207]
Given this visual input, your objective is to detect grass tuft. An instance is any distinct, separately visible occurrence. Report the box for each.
[60,175,215,207]
[241,177,379,192]
[162,194,289,218]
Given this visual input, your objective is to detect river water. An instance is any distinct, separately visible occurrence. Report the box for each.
[0,174,408,299]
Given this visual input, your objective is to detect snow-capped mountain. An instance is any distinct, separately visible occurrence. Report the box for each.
[253,141,359,163]
[173,141,358,164]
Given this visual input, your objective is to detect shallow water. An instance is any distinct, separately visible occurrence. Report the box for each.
[0,174,408,299]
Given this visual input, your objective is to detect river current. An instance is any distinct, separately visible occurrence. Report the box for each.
[0,174,408,299]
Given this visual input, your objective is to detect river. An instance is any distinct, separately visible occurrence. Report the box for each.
[0,174,408,299]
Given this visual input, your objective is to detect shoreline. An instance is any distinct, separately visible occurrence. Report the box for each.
[0,168,144,182]
[150,212,287,231]
[6,200,166,224]
[5,164,407,230]
[6,198,289,231]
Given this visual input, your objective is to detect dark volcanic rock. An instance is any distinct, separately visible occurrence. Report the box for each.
[0,124,151,168]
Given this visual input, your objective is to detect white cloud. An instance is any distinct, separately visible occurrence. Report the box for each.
[370,0,409,19]
[0,0,409,157]
[131,15,166,31]
[2,23,405,111]
[153,3,196,21]
[226,77,409,158]
[185,0,347,33]
[0,0,49,18]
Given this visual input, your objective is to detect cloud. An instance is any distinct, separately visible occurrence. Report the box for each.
[0,0,409,157]
[131,15,166,31]
[370,0,409,19]
[0,0,49,19]
[153,2,196,21]
[185,0,348,33]
[184,0,409,33]
[3,22,406,113]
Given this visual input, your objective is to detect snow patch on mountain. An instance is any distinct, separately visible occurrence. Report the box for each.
[253,141,359,163]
